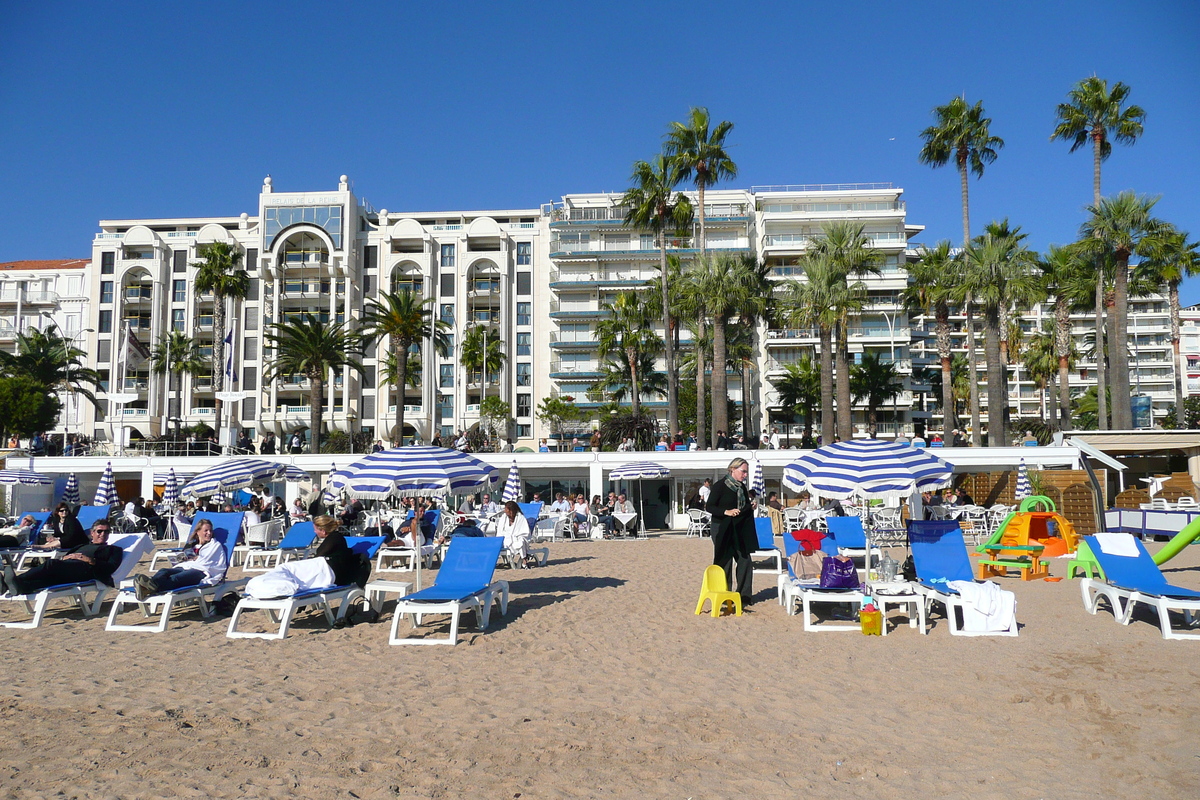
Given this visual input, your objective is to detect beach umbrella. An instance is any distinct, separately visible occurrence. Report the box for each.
[93,462,117,506]
[322,463,343,507]
[0,468,54,486]
[211,489,226,506]
[330,446,499,501]
[62,473,80,505]
[281,464,311,482]
[180,458,286,499]
[162,469,179,508]
[1015,459,1031,501]
[501,461,521,503]
[609,461,670,537]
[782,438,953,501]
[750,459,766,499]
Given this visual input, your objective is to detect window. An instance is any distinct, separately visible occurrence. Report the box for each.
[98,310,112,333]
[516,424,531,438]
[361,365,375,390]
[242,398,256,419]
[440,364,454,388]
[440,304,454,324]
[97,369,110,392]
[440,244,455,268]
[516,363,531,386]
[173,250,187,273]
[440,273,454,297]
[100,281,113,304]
[172,309,185,331]
[243,338,258,360]
[516,302,531,326]
[516,272,531,296]
[97,340,111,362]
[516,242,531,266]
[438,395,454,417]
[364,245,377,271]
[242,367,257,391]
[246,278,259,301]
[362,275,373,296]
[516,332,531,356]
[640,234,655,250]
[516,394,531,417]
[244,307,259,331]
[172,280,186,303]
[101,252,115,274]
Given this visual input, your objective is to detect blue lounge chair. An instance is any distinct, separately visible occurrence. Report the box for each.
[105,513,246,633]
[1080,533,1200,640]
[1,511,52,567]
[1,533,154,629]
[908,520,1018,637]
[825,515,881,569]
[389,537,508,646]
[226,536,386,640]
[751,517,782,576]
[242,521,317,572]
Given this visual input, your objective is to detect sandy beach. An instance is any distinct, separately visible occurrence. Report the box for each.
[2,536,1199,799]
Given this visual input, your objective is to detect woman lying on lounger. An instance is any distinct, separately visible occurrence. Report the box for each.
[244,515,359,599]
[131,517,227,600]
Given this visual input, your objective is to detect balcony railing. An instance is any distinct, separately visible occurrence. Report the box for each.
[767,328,819,340]
[763,231,906,248]
[386,404,424,414]
[0,290,60,303]
[549,330,598,347]
[549,299,609,317]
[761,200,904,215]
[122,377,149,391]
[191,407,216,417]
[119,407,150,418]
[550,359,601,375]
[548,268,656,285]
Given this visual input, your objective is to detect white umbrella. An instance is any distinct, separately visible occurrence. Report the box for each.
[162,469,179,508]
[180,459,286,499]
[608,461,670,537]
[0,469,54,486]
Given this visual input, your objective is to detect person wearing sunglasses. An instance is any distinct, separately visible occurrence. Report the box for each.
[2,522,122,596]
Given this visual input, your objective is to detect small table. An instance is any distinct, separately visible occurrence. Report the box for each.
[868,581,927,635]
[364,579,413,614]
[612,512,638,535]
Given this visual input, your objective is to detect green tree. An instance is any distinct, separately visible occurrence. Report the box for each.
[622,156,693,439]
[663,106,737,254]
[148,330,204,437]
[1052,76,1146,430]
[919,96,1005,247]
[479,395,512,448]
[263,313,364,453]
[0,324,100,408]
[1022,326,1060,429]
[1161,397,1200,430]
[536,396,583,441]
[192,241,249,444]
[460,324,505,386]
[0,375,61,442]
[1038,243,1095,429]
[1071,385,1112,431]
[1080,191,1166,429]
[596,290,659,417]
[363,290,451,443]
[903,241,959,432]
[770,357,820,446]
[929,354,971,423]
[779,255,837,445]
[676,264,711,447]
[850,352,903,437]
[590,348,667,407]
[1136,226,1200,428]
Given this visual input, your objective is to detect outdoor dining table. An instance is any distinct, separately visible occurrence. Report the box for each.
[612,511,638,535]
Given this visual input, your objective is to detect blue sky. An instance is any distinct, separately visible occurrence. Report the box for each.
[2,1,1198,297]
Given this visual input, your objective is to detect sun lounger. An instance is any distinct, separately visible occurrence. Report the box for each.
[825,516,881,571]
[242,521,317,572]
[1080,533,1200,640]
[751,517,783,576]
[226,536,386,640]
[1,533,154,629]
[105,513,246,633]
[389,537,508,646]
[908,520,1018,637]
[1,511,52,568]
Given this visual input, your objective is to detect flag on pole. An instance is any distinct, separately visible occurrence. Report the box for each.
[125,324,151,369]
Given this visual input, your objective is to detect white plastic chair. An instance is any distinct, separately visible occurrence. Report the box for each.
[686,509,711,538]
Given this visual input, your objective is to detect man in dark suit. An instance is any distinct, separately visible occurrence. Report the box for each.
[706,457,757,607]
[1,521,123,596]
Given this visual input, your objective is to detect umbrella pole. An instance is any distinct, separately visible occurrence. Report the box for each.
[638,479,645,538]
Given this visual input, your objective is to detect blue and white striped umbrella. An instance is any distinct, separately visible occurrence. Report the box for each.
[750,459,766,498]
[282,464,311,482]
[329,446,499,500]
[1015,458,1031,500]
[94,462,117,505]
[608,461,671,481]
[0,468,54,486]
[211,489,226,506]
[782,438,953,501]
[501,461,522,503]
[62,473,80,504]
[180,459,285,499]
[322,463,343,506]
[162,469,179,507]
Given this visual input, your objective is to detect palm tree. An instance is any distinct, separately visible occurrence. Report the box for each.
[676,264,712,447]
[1022,327,1060,428]
[771,357,821,446]
[1080,191,1166,429]
[850,352,903,437]
[595,291,659,417]
[263,314,364,453]
[919,96,1005,247]
[809,222,883,440]
[929,354,971,423]
[903,241,959,432]
[961,230,1038,446]
[780,255,839,446]
[192,241,249,443]
[0,324,100,404]
[460,324,506,416]
[622,156,693,440]
[731,257,775,440]
[1039,243,1095,429]
[148,330,204,436]
[663,107,737,254]
[590,348,667,407]
[363,290,450,444]
[1052,76,1146,430]
[690,254,759,445]
[1139,227,1200,427]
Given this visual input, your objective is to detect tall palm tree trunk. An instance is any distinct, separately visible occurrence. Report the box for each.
[1055,300,1073,430]
[310,374,324,453]
[936,308,955,431]
[396,345,409,444]
[659,240,677,439]
[1170,281,1186,428]
[958,157,971,248]
[819,328,834,445]
[1110,253,1133,429]
[711,319,727,446]
[1091,133,1108,431]
[984,307,1006,446]
[627,345,641,416]
[965,300,982,446]
[695,315,707,448]
[212,300,226,447]
[696,183,706,255]
[835,323,853,441]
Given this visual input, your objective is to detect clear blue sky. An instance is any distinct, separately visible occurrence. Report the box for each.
[2,1,1197,297]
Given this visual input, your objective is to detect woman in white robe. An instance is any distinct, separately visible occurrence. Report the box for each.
[496,500,533,567]
[245,515,353,599]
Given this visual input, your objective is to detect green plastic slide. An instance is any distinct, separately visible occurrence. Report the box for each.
[1152,515,1200,566]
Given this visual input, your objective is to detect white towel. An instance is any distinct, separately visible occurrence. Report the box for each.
[948,580,1017,633]
[1094,532,1139,558]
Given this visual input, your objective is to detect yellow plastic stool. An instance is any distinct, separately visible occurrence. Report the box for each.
[695,565,743,617]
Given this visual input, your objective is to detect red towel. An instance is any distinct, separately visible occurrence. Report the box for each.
[790,528,825,554]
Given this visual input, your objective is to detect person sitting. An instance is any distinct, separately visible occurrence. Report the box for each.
[954,487,975,506]
[131,517,228,600]
[496,500,536,567]
[388,501,436,549]
[124,497,147,528]
[2,520,123,596]
[339,498,364,528]
[478,493,501,518]
[548,492,571,515]
[572,493,590,526]
[290,498,309,523]
[143,497,168,539]
[617,437,635,452]
[457,495,476,516]
[591,494,613,536]
[686,492,706,512]
[36,502,87,550]
[612,493,636,537]
[244,515,360,598]
[767,492,784,511]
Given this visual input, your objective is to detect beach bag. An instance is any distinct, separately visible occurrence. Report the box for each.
[819,555,860,589]
[788,549,825,581]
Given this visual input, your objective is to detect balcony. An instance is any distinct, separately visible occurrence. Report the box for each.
[0,289,59,304]
[549,299,610,319]
[548,206,631,224]
[122,377,150,391]
[118,407,150,419]
[190,407,216,418]
[760,200,904,216]
[549,359,603,379]
[548,268,656,288]
[549,331,598,349]
[766,328,820,341]
[466,371,500,389]
[386,404,424,415]
[280,280,332,298]
[762,231,907,250]
[467,285,502,300]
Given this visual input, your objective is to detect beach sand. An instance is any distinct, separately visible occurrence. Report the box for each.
[2,536,1199,799]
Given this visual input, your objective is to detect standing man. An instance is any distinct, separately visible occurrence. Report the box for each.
[768,427,781,450]
[706,458,757,607]
[698,478,712,506]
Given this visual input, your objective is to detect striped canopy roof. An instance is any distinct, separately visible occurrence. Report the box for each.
[180,459,286,499]
[782,438,953,501]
